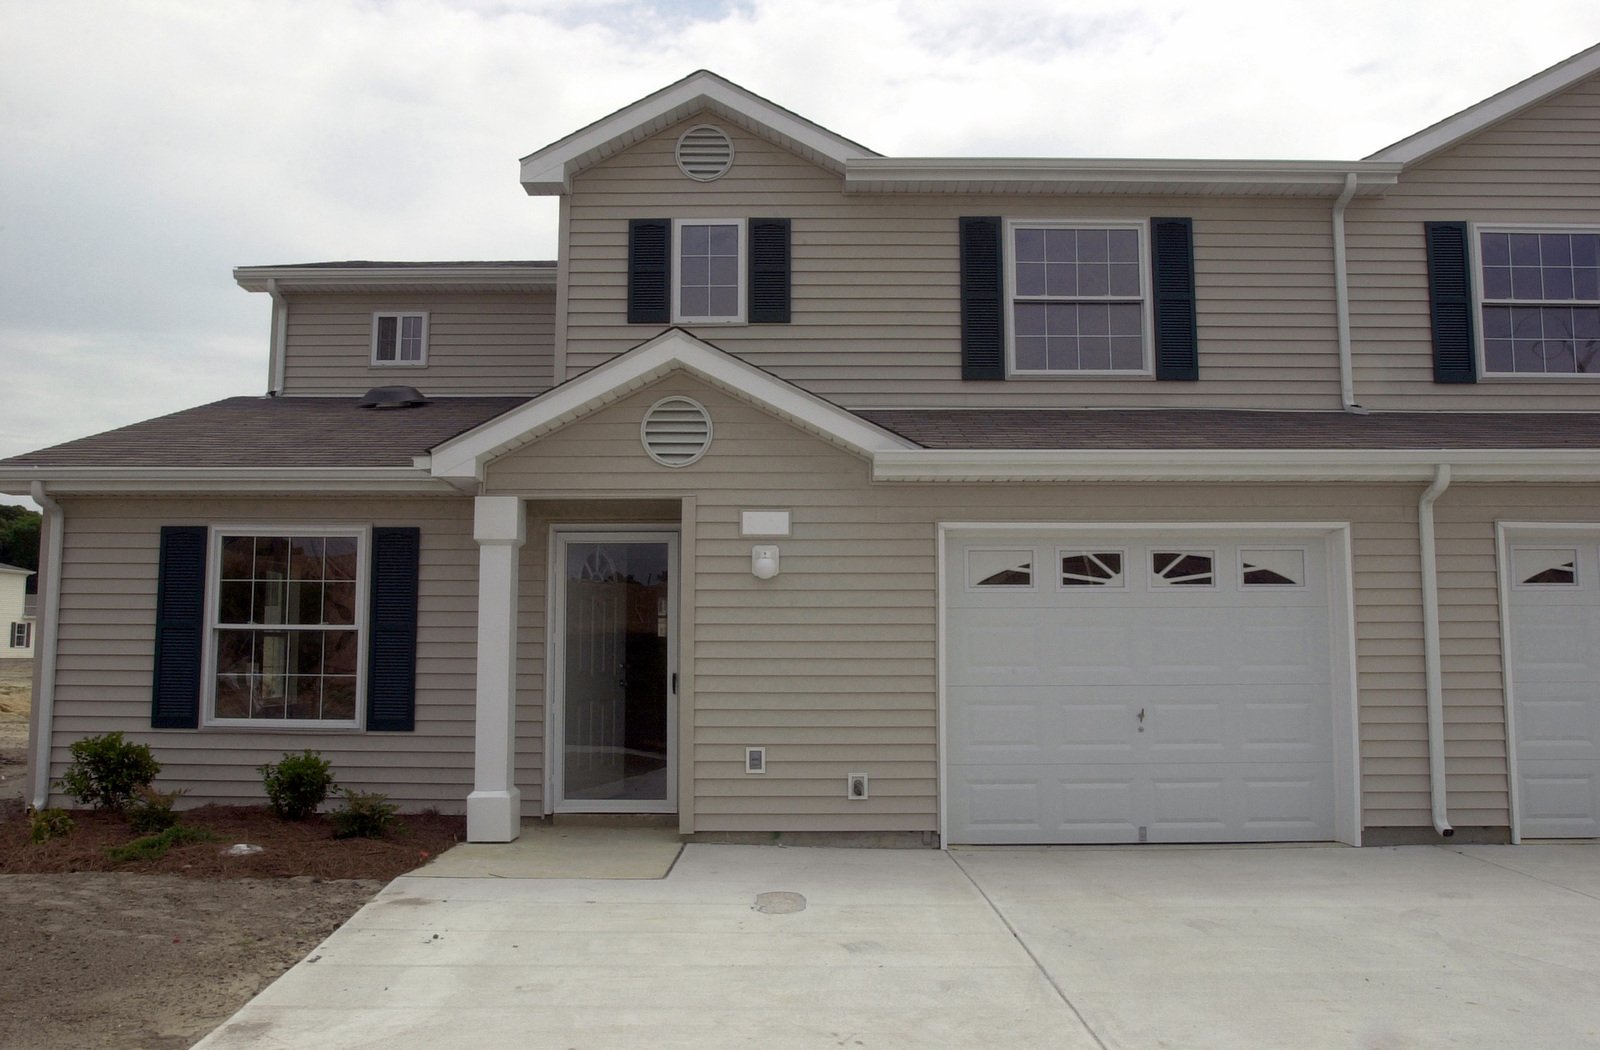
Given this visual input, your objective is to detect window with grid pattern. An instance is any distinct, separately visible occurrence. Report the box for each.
[1479,229,1600,376]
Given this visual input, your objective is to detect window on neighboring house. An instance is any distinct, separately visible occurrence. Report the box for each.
[1007,221,1149,375]
[8,622,28,648]
[1478,228,1600,376]
[209,530,364,726]
[372,312,428,365]
[674,220,745,323]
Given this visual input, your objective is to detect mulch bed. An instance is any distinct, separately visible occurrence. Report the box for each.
[0,798,465,881]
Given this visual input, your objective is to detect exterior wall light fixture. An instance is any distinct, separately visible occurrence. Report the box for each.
[752,545,780,579]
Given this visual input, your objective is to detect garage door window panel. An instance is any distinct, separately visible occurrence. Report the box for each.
[1513,547,1580,587]
[1240,548,1307,588]
[1059,550,1125,589]
[1150,550,1215,588]
[967,548,1035,590]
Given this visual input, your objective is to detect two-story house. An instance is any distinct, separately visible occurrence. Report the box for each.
[4,45,1598,847]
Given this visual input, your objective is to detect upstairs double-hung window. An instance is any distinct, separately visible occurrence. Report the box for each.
[1008,222,1150,375]
[1478,228,1600,376]
[372,312,427,365]
[674,220,745,323]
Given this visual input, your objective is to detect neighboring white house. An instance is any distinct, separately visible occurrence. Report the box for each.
[0,563,34,657]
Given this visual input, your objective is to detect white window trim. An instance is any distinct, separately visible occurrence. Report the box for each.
[370,311,429,367]
[671,218,747,325]
[1237,545,1310,590]
[1471,222,1600,381]
[1146,547,1218,591]
[1508,545,1582,589]
[1004,218,1154,379]
[201,523,370,731]
[963,546,1037,592]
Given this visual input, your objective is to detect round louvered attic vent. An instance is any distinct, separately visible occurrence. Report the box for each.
[641,396,713,467]
[675,124,735,181]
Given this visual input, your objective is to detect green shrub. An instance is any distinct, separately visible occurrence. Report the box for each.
[60,732,161,811]
[331,789,399,840]
[128,785,186,834]
[258,750,335,820]
[28,807,74,844]
[104,824,216,863]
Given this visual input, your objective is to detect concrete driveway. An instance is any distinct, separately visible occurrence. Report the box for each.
[194,842,1600,1050]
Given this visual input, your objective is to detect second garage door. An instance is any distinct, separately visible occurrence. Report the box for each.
[946,532,1339,845]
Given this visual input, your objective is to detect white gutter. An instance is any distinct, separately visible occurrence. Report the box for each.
[871,448,1600,484]
[1418,464,1455,838]
[1331,173,1366,414]
[0,466,451,496]
[266,278,288,396]
[28,482,63,810]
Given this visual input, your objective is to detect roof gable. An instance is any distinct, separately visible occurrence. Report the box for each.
[1368,42,1600,165]
[427,329,915,481]
[519,70,878,195]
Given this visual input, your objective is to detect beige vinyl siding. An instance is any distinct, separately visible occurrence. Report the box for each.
[563,121,1345,410]
[44,496,477,811]
[1349,73,1600,410]
[482,372,1531,835]
[280,291,557,396]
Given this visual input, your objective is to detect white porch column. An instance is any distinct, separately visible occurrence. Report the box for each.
[467,495,526,842]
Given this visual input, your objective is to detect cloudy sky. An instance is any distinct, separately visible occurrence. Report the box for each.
[2,0,1598,508]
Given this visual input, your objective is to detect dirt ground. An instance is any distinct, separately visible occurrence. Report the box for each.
[0,665,467,1048]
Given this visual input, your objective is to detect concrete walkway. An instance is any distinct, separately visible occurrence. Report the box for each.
[193,843,1600,1050]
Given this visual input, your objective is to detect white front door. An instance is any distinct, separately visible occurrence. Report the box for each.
[1507,538,1600,838]
[551,530,677,813]
[945,531,1340,845]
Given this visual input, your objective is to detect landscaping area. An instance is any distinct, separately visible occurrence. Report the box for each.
[0,666,466,1048]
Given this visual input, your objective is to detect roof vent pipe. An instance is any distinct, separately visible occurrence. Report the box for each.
[1418,463,1455,838]
[1331,173,1366,415]
[358,386,429,409]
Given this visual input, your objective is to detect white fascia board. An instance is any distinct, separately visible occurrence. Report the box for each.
[844,158,1400,196]
[872,448,1600,484]
[1368,43,1600,165]
[0,467,452,496]
[518,71,877,195]
[429,329,915,480]
[234,266,556,294]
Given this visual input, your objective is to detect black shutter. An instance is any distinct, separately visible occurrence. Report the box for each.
[1425,221,1477,383]
[151,526,206,728]
[366,527,420,732]
[748,218,791,323]
[627,218,671,324]
[960,216,1006,380]
[1151,217,1199,381]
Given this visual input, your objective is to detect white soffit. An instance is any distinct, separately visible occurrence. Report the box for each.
[519,70,878,195]
[234,265,557,295]
[427,329,916,481]
[844,159,1400,197]
[1368,42,1600,166]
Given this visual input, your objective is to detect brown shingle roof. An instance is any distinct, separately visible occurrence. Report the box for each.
[858,409,1600,450]
[0,397,530,469]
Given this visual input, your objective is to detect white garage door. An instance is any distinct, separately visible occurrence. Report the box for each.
[1507,540,1600,839]
[946,533,1338,845]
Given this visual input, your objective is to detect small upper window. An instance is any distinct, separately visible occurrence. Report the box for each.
[1009,221,1148,375]
[1240,548,1306,587]
[674,221,745,323]
[1478,228,1600,376]
[373,313,428,366]
[9,622,29,648]
[1151,550,1214,587]
[1059,551,1124,588]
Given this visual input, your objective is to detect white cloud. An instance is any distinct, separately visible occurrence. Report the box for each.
[1,0,1597,512]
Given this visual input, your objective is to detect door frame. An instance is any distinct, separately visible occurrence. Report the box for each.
[546,524,680,814]
[935,521,1361,847]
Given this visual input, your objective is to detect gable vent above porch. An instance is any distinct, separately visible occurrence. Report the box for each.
[641,395,713,467]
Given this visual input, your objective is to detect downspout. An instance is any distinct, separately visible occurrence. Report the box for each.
[28,482,63,810]
[266,278,288,396]
[1331,172,1366,414]
[1418,464,1454,837]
